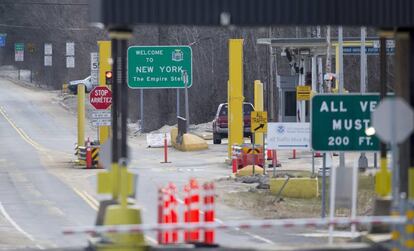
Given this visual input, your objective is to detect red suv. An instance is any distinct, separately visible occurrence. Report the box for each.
[212,102,254,144]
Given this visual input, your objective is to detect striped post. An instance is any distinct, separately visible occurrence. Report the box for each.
[86,138,92,168]
[168,182,178,243]
[184,179,200,242]
[203,182,215,245]
[157,188,163,244]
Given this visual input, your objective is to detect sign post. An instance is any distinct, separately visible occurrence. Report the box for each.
[127,46,192,89]
[311,94,380,151]
[372,97,414,202]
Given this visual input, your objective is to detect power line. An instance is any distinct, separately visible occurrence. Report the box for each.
[0,23,91,31]
[0,1,87,6]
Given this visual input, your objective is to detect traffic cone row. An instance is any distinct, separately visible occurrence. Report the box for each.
[157,179,215,245]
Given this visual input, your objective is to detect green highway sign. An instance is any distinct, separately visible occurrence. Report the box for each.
[311,94,380,151]
[127,46,192,89]
[15,43,24,51]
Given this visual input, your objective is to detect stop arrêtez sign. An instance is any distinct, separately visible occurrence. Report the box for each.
[90,86,112,110]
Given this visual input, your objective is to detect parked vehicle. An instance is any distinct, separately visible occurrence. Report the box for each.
[212,102,254,144]
[68,76,95,94]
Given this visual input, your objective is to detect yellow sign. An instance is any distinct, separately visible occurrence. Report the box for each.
[251,111,268,133]
[296,85,311,101]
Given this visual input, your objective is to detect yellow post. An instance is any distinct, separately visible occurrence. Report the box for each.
[77,84,85,161]
[228,39,245,159]
[98,41,112,145]
[375,158,391,197]
[409,168,414,200]
[102,166,145,249]
[254,80,264,145]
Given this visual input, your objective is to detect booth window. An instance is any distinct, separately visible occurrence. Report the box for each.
[284,91,296,116]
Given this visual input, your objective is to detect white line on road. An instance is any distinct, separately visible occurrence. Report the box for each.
[244,231,275,244]
[175,196,274,244]
[144,235,157,244]
[73,188,99,211]
[81,190,99,208]
[0,202,44,249]
[73,189,156,244]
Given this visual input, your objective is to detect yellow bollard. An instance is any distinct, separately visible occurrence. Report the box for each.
[375,157,391,197]
[77,84,85,163]
[98,41,112,145]
[99,163,145,251]
[228,39,245,160]
[409,168,414,200]
[254,80,264,145]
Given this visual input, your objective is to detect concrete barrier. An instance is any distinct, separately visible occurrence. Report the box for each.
[236,165,264,177]
[269,177,319,199]
[171,127,178,146]
[171,128,208,151]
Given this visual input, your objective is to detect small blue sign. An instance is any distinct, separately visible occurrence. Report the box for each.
[343,46,394,55]
[0,34,6,47]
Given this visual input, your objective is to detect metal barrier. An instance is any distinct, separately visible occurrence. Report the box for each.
[63,216,406,236]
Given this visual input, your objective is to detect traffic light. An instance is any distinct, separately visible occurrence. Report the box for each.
[105,71,113,86]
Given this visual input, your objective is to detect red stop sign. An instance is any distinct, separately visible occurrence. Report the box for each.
[90,86,112,110]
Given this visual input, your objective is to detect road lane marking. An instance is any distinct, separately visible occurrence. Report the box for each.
[0,202,44,249]
[72,189,156,244]
[175,196,274,244]
[0,106,45,152]
[144,236,157,244]
[81,191,99,208]
[1,106,154,245]
[244,231,275,244]
[73,188,99,211]
[0,106,73,158]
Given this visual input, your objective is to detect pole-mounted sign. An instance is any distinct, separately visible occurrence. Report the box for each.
[127,46,192,89]
[90,86,112,110]
[311,94,380,151]
[251,111,268,133]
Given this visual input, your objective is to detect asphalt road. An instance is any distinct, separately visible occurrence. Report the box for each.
[0,78,94,249]
[0,78,350,250]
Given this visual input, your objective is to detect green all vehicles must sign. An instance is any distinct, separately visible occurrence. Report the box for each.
[127,46,192,89]
[311,94,380,151]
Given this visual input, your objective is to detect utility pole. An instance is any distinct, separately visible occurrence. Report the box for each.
[395,31,411,198]
[267,27,276,122]
[338,26,345,169]
[269,46,275,122]
[359,27,369,170]
[409,30,414,201]
[326,26,332,76]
